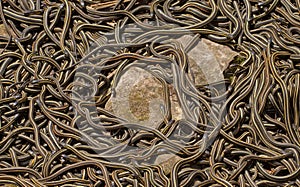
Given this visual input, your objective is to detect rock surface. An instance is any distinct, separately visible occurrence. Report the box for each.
[202,38,238,71]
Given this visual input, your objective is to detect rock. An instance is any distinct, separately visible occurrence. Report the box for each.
[155,154,181,175]
[104,37,237,173]
[177,36,238,85]
[105,66,183,128]
[106,67,164,128]
[128,75,164,123]
[202,38,238,71]
[0,24,9,38]
[106,36,237,123]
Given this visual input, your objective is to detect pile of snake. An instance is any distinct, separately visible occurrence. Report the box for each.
[1,0,300,186]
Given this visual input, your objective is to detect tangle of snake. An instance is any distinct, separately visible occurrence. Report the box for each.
[0,0,300,186]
